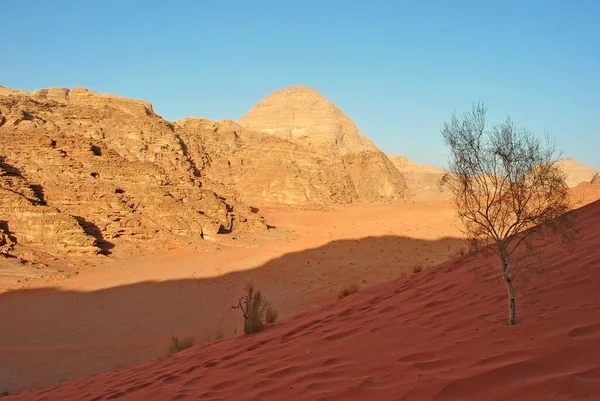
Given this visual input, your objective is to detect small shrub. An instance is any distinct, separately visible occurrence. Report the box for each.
[169,336,195,354]
[232,283,277,335]
[450,247,467,259]
[413,264,424,274]
[338,283,360,299]
[265,306,279,324]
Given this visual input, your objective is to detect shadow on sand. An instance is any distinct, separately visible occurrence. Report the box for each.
[0,235,464,394]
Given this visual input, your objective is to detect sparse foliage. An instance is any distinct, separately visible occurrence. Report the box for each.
[440,102,576,326]
[232,283,277,334]
[168,335,195,354]
[265,306,279,324]
[338,283,360,299]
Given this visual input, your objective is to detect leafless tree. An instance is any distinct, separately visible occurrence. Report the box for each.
[440,103,576,326]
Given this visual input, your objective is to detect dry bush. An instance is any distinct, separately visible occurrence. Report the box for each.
[451,247,466,258]
[338,283,360,299]
[412,264,424,274]
[265,306,279,324]
[232,283,278,334]
[168,336,195,354]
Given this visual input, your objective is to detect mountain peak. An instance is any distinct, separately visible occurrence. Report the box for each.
[238,86,375,152]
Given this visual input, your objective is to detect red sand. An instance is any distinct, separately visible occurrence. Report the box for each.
[0,201,467,393]
[5,200,600,400]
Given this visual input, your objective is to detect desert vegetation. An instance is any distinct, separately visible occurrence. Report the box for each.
[232,283,278,334]
[168,336,195,355]
[441,103,576,326]
[412,264,424,274]
[338,283,360,299]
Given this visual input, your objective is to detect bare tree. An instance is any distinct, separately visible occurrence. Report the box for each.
[440,103,575,326]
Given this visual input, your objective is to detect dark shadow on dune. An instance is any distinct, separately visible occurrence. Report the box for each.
[0,235,464,394]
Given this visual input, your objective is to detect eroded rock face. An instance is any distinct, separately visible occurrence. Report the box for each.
[176,118,358,206]
[388,155,451,202]
[389,154,600,202]
[556,158,600,188]
[0,84,409,259]
[0,87,266,259]
[238,86,376,152]
[237,86,407,202]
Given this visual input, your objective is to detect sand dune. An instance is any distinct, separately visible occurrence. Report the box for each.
[5,199,600,400]
[0,201,465,394]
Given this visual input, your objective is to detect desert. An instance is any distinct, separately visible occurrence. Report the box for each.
[1,82,599,400]
[2,3,600,398]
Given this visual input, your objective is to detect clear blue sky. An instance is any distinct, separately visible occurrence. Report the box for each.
[1,0,599,169]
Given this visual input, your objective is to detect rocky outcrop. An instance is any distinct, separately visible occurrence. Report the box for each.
[237,86,407,202]
[0,84,410,259]
[176,118,358,206]
[238,86,376,152]
[0,155,98,256]
[388,155,450,201]
[0,87,266,259]
[556,158,600,188]
[389,154,600,202]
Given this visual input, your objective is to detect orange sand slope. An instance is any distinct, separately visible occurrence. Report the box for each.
[7,200,600,401]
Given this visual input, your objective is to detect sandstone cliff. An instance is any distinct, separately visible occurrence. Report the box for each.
[389,154,600,202]
[556,158,600,188]
[388,155,451,201]
[176,118,358,206]
[0,86,266,260]
[0,84,409,260]
[237,86,407,203]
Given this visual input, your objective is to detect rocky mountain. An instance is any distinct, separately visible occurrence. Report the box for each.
[238,86,407,202]
[389,154,600,202]
[0,86,267,261]
[556,158,600,188]
[0,85,407,260]
[388,155,450,202]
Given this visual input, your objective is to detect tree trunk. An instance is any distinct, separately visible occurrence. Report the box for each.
[500,250,516,326]
[503,273,516,326]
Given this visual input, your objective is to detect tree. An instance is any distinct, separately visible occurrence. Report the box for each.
[440,103,575,326]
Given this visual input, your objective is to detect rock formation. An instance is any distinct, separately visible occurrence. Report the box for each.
[0,84,410,260]
[237,86,407,203]
[176,118,358,206]
[389,154,600,202]
[238,86,375,152]
[556,158,600,188]
[0,86,266,260]
[388,155,451,201]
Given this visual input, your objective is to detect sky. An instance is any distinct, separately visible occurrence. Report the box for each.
[1,0,599,169]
